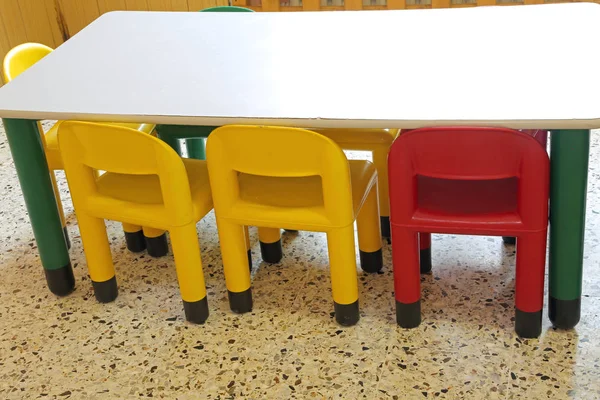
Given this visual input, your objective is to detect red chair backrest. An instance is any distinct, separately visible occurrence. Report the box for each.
[388,126,549,230]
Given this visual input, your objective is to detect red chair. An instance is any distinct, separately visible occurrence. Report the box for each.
[416,129,549,270]
[388,127,549,338]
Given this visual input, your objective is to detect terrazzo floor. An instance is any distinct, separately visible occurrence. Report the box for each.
[0,123,599,399]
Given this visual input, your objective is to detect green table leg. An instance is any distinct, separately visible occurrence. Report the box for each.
[185,138,206,160]
[2,118,74,296]
[549,129,590,329]
[155,124,216,160]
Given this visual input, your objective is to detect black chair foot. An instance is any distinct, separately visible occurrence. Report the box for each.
[359,248,383,273]
[228,288,253,314]
[502,236,516,245]
[515,308,542,338]
[92,276,118,303]
[396,300,421,328]
[260,239,283,264]
[420,247,432,274]
[183,297,209,324]
[334,300,359,326]
[381,216,390,242]
[124,230,146,253]
[146,233,169,257]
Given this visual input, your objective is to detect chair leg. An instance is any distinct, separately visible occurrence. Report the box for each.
[50,171,70,250]
[185,138,206,160]
[392,226,421,328]
[143,227,168,257]
[514,231,547,338]
[419,233,432,274]
[372,145,391,240]
[77,214,117,303]
[217,218,253,313]
[356,184,383,273]
[326,226,360,326]
[503,236,516,245]
[244,226,252,271]
[169,222,209,324]
[122,223,146,253]
[258,227,283,264]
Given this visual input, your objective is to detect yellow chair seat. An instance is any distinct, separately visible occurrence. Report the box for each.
[94,159,212,227]
[234,160,377,230]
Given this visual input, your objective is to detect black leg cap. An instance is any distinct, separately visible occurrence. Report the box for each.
[63,226,71,251]
[515,308,542,338]
[260,239,283,264]
[146,233,169,257]
[396,300,421,328]
[183,297,209,324]
[124,230,146,253]
[381,216,390,241]
[359,248,383,273]
[549,296,581,330]
[228,289,253,314]
[502,236,516,245]
[92,276,118,303]
[45,263,75,296]
[334,300,360,326]
[247,249,253,272]
[420,247,432,274]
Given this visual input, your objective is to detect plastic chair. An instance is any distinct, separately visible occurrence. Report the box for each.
[57,121,214,323]
[206,125,383,326]
[388,126,549,338]
[402,128,549,270]
[155,5,254,160]
[2,43,157,253]
[255,128,398,262]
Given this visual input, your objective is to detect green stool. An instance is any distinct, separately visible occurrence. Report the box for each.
[156,5,254,160]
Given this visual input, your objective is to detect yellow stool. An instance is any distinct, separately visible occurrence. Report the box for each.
[2,43,156,252]
[207,125,383,326]
[256,128,398,263]
[58,121,213,323]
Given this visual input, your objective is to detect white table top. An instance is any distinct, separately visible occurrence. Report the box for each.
[0,3,599,129]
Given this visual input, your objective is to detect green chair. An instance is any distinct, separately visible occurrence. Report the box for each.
[155,6,254,160]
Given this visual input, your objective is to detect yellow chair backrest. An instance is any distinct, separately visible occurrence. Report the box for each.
[2,43,53,83]
[207,125,355,227]
[58,121,194,226]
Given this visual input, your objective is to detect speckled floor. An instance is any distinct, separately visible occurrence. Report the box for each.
[0,123,599,400]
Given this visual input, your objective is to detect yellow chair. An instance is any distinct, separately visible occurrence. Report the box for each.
[207,125,383,326]
[2,43,157,253]
[57,121,213,323]
[255,128,398,263]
